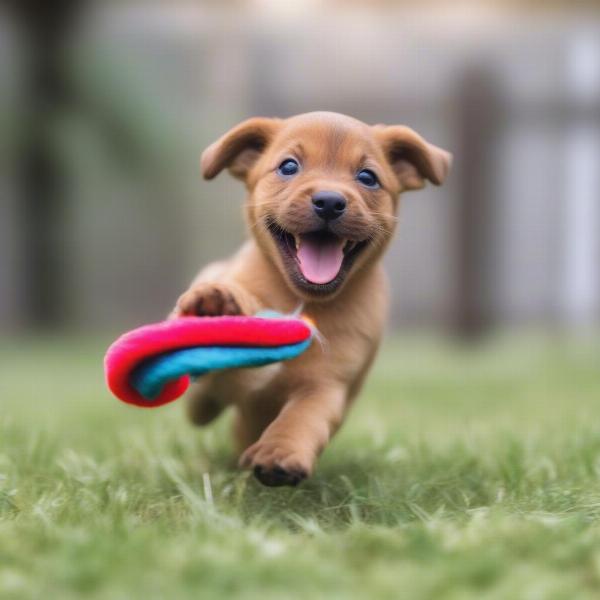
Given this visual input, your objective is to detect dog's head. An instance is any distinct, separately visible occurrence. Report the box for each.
[201,112,451,301]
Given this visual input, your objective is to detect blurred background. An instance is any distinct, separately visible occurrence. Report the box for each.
[1,0,599,338]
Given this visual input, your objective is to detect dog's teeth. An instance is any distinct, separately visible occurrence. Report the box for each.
[294,236,300,251]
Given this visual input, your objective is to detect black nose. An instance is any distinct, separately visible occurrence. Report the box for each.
[312,191,346,221]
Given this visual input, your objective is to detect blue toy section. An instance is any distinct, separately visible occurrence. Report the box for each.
[131,339,311,401]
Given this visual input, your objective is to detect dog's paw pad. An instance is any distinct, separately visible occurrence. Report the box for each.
[253,465,307,487]
[240,440,312,487]
[176,285,243,317]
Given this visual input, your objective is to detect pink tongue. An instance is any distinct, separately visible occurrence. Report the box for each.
[297,235,345,284]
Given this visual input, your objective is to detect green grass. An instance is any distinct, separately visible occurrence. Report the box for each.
[2,334,600,599]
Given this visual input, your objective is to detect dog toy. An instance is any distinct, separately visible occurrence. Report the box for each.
[104,311,314,408]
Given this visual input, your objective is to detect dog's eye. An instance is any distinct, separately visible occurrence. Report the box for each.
[277,158,300,177]
[356,169,380,189]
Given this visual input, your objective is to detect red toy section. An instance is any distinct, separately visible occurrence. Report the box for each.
[104,315,312,408]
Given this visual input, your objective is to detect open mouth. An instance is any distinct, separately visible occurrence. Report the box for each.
[267,222,368,295]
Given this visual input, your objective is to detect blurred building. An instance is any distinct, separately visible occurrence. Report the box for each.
[0,1,599,334]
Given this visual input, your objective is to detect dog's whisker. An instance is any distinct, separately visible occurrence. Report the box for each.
[370,212,399,222]
[247,219,266,232]
[250,201,280,208]
[313,328,329,354]
[292,302,305,317]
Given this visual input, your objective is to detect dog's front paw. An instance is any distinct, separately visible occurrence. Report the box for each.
[239,439,312,487]
[174,283,245,318]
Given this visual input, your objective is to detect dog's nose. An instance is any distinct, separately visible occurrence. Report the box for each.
[312,191,346,221]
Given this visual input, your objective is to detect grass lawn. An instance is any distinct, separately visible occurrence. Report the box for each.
[1,333,600,599]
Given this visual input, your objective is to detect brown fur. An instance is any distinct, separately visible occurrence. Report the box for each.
[172,112,451,487]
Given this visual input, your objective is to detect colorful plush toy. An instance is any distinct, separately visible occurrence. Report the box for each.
[104,311,314,408]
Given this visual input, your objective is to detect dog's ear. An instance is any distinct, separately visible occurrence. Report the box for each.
[200,117,282,181]
[374,125,452,191]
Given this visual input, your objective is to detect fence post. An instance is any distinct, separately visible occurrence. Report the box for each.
[454,64,504,338]
[10,0,83,329]
[561,33,600,330]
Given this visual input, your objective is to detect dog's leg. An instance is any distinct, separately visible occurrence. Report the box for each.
[185,373,228,426]
[232,385,290,453]
[172,281,259,318]
[239,385,346,486]
[171,281,262,424]
[232,401,281,454]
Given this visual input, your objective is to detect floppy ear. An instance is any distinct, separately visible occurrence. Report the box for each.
[374,125,452,191]
[200,117,282,181]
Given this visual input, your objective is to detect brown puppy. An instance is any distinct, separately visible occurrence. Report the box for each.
[172,112,451,487]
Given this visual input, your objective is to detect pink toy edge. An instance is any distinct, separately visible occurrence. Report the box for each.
[105,315,312,407]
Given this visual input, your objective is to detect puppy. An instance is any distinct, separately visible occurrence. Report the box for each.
[172,111,451,486]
